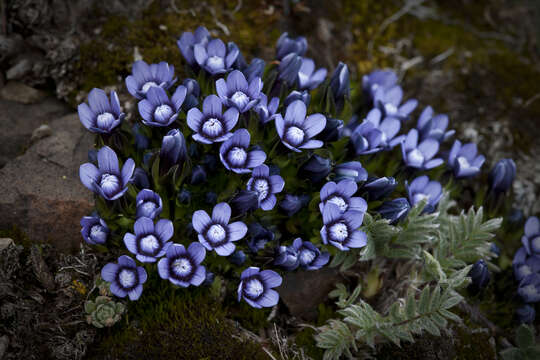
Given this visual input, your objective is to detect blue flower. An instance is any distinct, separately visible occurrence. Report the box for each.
[320,203,367,251]
[489,158,516,194]
[291,238,329,270]
[516,304,536,324]
[513,247,540,282]
[133,168,150,189]
[160,129,188,171]
[274,245,299,271]
[275,100,326,152]
[219,129,266,173]
[297,57,327,90]
[194,38,239,75]
[280,194,310,217]
[158,242,206,287]
[230,190,259,215]
[177,26,211,66]
[101,255,148,301]
[216,70,262,113]
[187,94,239,144]
[363,176,397,200]
[177,189,191,204]
[518,273,540,303]
[377,198,411,224]
[254,93,280,124]
[138,86,186,127]
[124,217,174,263]
[350,108,405,155]
[319,180,367,217]
[284,90,311,107]
[278,53,303,85]
[136,189,163,219]
[182,78,200,111]
[237,267,282,308]
[334,161,368,183]
[243,58,265,82]
[80,215,109,245]
[416,106,455,142]
[190,165,207,185]
[329,62,350,100]
[78,88,125,134]
[229,250,247,265]
[193,202,248,256]
[401,129,444,170]
[276,32,307,60]
[362,69,398,100]
[247,223,274,253]
[79,146,135,201]
[468,259,490,290]
[247,165,285,211]
[522,216,540,257]
[447,140,485,178]
[125,60,177,100]
[319,118,344,142]
[299,155,332,183]
[405,175,443,213]
[373,85,417,121]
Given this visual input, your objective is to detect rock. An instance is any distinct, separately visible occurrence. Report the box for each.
[31,124,53,143]
[0,238,14,251]
[0,335,8,360]
[0,113,94,253]
[0,81,48,104]
[0,34,26,63]
[0,96,69,167]
[30,245,56,292]
[6,57,32,80]
[278,267,343,320]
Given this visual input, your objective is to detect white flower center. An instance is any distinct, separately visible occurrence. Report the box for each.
[207,224,226,244]
[245,278,264,298]
[329,222,348,242]
[519,265,532,278]
[227,147,247,167]
[207,56,224,71]
[140,234,160,254]
[142,81,159,93]
[286,126,305,146]
[457,156,471,169]
[522,284,538,297]
[154,104,174,123]
[172,258,192,277]
[202,118,224,138]
[407,149,425,167]
[412,193,430,205]
[100,173,120,195]
[327,196,348,212]
[96,112,115,129]
[140,202,157,216]
[231,91,249,109]
[118,269,136,288]
[253,179,269,200]
[90,224,105,239]
[384,103,397,115]
[299,248,316,265]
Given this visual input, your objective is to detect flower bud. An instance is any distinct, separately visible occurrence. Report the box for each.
[88,149,98,163]
[160,129,187,173]
[247,223,274,253]
[489,158,516,194]
[132,168,150,189]
[228,250,247,265]
[284,90,311,108]
[182,78,200,111]
[177,189,191,204]
[299,155,331,183]
[319,118,343,142]
[329,62,350,101]
[334,161,368,183]
[279,194,310,217]
[274,245,299,271]
[468,259,490,290]
[278,53,303,85]
[377,197,410,224]
[276,32,308,60]
[230,190,259,215]
[363,176,397,200]
[244,58,265,82]
[190,165,207,185]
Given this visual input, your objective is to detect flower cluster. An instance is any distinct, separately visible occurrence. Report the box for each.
[76,26,514,313]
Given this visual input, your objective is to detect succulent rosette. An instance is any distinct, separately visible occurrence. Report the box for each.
[123,217,174,263]
[237,267,282,308]
[101,255,148,301]
[158,243,206,287]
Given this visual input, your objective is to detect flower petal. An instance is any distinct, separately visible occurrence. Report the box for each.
[79,163,100,191]
[212,202,231,224]
[258,289,279,307]
[187,108,204,132]
[101,263,118,282]
[303,114,326,138]
[228,221,248,241]
[123,233,137,254]
[260,270,282,288]
[192,210,212,233]
[128,284,143,300]
[155,219,174,242]
[134,217,154,236]
[188,242,206,264]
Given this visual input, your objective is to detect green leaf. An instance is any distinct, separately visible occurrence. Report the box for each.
[516,324,535,349]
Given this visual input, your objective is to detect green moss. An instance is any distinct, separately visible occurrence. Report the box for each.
[87,271,268,360]
[294,328,325,360]
[0,225,32,248]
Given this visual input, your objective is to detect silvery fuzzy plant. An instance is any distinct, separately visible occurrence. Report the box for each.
[85,295,126,328]
[77,26,508,353]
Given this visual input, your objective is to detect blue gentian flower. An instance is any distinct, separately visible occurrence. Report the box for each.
[138,86,186,127]
[297,57,327,90]
[362,69,398,99]
[187,94,239,144]
[522,216,540,257]
[518,274,540,303]
[206,191,218,205]
[125,60,177,99]
[177,26,211,66]
[79,146,135,201]
[80,215,109,245]
[291,238,330,270]
[193,202,248,256]
[300,155,332,183]
[182,78,200,111]
[377,198,411,224]
[229,250,247,265]
[178,189,191,204]
[320,203,367,251]
[78,88,125,134]
[216,70,262,113]
[284,90,311,108]
[513,247,540,282]
[194,38,239,75]
[88,149,98,163]
[190,165,207,185]
[247,165,285,211]
[247,223,274,253]
[405,175,443,213]
[401,129,444,170]
[489,158,516,194]
[280,194,310,217]
[158,242,206,287]
[319,180,367,217]
[219,129,266,173]
[274,245,299,271]
[363,176,397,200]
[275,100,326,152]
[447,140,485,178]
[276,32,307,60]
[350,108,405,155]
[101,255,148,301]
[319,118,344,142]
[334,161,368,183]
[254,93,279,124]
[230,190,259,215]
[133,168,150,189]
[237,267,282,308]
[278,53,303,85]
[373,85,417,121]
[468,259,490,290]
[490,243,501,257]
[516,304,536,324]
[416,106,455,142]
[243,58,265,82]
[135,189,163,219]
[160,129,188,171]
[124,217,174,263]
[329,62,350,100]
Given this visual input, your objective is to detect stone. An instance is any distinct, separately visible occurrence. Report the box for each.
[6,57,32,80]
[278,267,343,320]
[31,124,53,143]
[0,238,14,251]
[0,96,69,167]
[0,113,94,253]
[0,81,48,104]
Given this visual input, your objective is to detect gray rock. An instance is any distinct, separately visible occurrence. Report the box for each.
[6,57,32,80]
[0,113,94,253]
[0,238,13,251]
[31,124,53,143]
[0,81,48,104]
